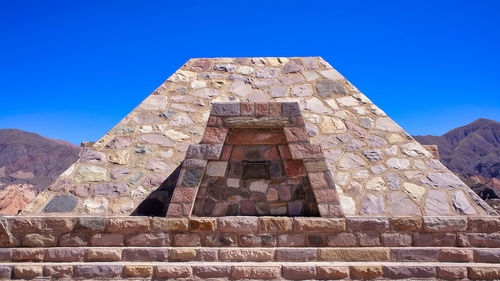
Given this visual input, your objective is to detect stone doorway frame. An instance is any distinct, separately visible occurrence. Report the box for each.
[166,102,344,218]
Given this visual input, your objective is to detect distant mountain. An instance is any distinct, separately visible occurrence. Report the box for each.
[414,118,500,179]
[0,129,80,214]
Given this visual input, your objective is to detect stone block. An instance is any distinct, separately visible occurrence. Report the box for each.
[391,248,439,261]
[75,217,106,232]
[11,218,43,233]
[185,144,223,159]
[44,217,75,232]
[384,266,436,279]
[201,127,228,143]
[126,233,169,247]
[358,232,381,246]
[437,266,467,280]
[122,248,169,261]
[258,217,293,232]
[206,161,228,177]
[278,233,306,247]
[414,232,456,246]
[294,218,345,232]
[282,266,316,280]
[42,194,78,213]
[44,248,85,262]
[350,266,383,280]
[474,249,500,263]
[173,233,201,246]
[231,266,281,280]
[194,265,231,278]
[438,248,472,262]
[468,267,500,280]
[240,102,254,116]
[219,248,275,262]
[0,249,11,261]
[390,217,422,231]
[85,248,122,261]
[381,233,412,247]
[282,102,301,116]
[468,217,500,233]
[170,248,197,261]
[59,233,87,247]
[90,233,124,246]
[218,217,258,234]
[190,218,216,232]
[327,233,357,247]
[43,265,72,279]
[284,160,306,177]
[152,218,189,232]
[155,265,193,279]
[23,233,56,247]
[210,103,240,116]
[12,249,44,262]
[123,265,153,278]
[347,217,389,232]
[107,217,150,233]
[13,265,43,279]
[458,233,500,247]
[170,187,198,203]
[284,127,309,142]
[423,217,467,232]
[269,102,282,116]
[289,143,323,159]
[319,248,390,261]
[276,248,316,261]
[317,266,349,280]
[73,265,122,279]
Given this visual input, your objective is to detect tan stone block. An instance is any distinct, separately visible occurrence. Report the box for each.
[294,218,345,232]
[190,218,216,232]
[258,217,293,232]
[170,248,197,261]
[318,248,390,261]
[43,265,72,279]
[155,265,193,278]
[438,248,473,262]
[107,217,150,232]
[317,266,349,280]
[468,267,500,280]
[218,217,258,233]
[152,218,189,231]
[390,217,422,231]
[350,265,383,279]
[86,248,122,261]
[11,218,43,233]
[23,233,56,247]
[123,265,153,278]
[231,266,281,280]
[437,266,467,280]
[14,265,42,279]
[219,248,275,262]
[278,233,306,247]
[90,233,124,246]
[12,248,44,262]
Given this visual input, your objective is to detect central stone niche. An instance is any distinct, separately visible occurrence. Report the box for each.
[192,127,320,216]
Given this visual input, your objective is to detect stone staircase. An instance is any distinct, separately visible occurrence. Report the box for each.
[1,216,500,280]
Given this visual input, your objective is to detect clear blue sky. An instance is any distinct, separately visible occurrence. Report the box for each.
[1,0,499,145]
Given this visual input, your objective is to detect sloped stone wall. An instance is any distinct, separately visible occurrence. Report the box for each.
[21,57,495,216]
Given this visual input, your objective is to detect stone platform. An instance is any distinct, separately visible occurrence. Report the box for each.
[1,215,500,280]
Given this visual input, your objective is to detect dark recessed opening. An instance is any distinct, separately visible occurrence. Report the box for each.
[242,160,271,179]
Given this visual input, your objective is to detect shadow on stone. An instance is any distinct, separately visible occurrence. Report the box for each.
[131,164,182,217]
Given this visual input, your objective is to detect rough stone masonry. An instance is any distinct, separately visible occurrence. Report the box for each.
[21,57,495,217]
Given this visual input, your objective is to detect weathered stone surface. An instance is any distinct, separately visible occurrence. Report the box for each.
[384,266,436,279]
[388,191,420,216]
[375,117,400,131]
[359,193,385,215]
[74,165,106,183]
[421,172,465,188]
[425,189,451,215]
[317,79,346,97]
[363,149,383,162]
[304,97,333,114]
[339,153,366,169]
[43,194,78,213]
[73,265,122,279]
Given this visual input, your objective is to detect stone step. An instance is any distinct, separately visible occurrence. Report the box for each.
[6,246,500,263]
[3,261,500,280]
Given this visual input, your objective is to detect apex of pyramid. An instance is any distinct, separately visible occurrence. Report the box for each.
[20,57,496,217]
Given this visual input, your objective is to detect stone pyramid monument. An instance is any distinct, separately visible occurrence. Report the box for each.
[2,57,500,280]
[21,57,495,217]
